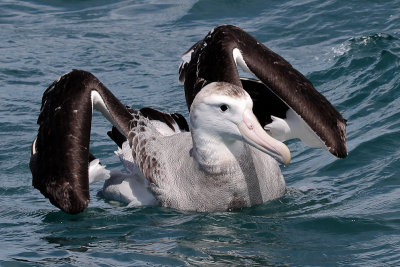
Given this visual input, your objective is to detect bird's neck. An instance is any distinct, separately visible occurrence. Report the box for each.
[191,130,246,174]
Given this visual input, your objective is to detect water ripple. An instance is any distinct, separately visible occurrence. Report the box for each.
[1,0,400,265]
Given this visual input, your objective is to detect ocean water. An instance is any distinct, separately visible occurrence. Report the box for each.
[1,0,400,265]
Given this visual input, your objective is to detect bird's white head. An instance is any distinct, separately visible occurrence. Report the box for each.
[190,82,291,166]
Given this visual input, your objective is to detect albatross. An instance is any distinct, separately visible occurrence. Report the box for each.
[30,25,347,214]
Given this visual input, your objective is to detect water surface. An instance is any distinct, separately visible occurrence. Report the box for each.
[1,0,400,265]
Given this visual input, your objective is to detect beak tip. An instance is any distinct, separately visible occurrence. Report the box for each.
[239,109,292,166]
[281,147,291,167]
[283,160,290,167]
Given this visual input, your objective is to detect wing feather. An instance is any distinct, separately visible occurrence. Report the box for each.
[31,70,132,214]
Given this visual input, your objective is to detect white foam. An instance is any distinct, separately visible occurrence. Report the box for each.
[331,43,350,57]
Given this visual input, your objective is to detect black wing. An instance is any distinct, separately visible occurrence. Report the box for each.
[30,70,132,214]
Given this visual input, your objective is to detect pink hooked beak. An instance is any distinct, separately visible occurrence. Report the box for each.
[238,108,291,166]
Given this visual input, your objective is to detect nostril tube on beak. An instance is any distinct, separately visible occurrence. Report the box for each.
[239,108,291,166]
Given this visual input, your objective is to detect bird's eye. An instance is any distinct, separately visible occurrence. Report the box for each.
[219,104,229,112]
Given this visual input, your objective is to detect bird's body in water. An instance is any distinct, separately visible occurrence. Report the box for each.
[30,25,346,214]
[99,82,288,212]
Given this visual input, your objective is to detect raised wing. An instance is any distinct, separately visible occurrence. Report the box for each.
[30,70,132,214]
[179,25,347,158]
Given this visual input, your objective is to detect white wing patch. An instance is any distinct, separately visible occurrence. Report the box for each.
[265,108,327,150]
[99,141,158,206]
[91,90,114,124]
[91,90,128,138]
[179,49,195,83]
[88,159,111,184]
[32,138,37,155]
[232,48,254,75]
[181,49,194,65]
[232,49,327,151]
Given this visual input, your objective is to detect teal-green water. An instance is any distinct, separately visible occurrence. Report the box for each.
[1,0,400,265]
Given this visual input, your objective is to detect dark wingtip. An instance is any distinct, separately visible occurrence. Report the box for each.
[330,147,348,159]
[331,118,348,158]
[49,185,90,214]
[171,113,190,132]
[32,171,90,214]
[32,70,96,214]
[107,127,127,148]
[140,107,189,133]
